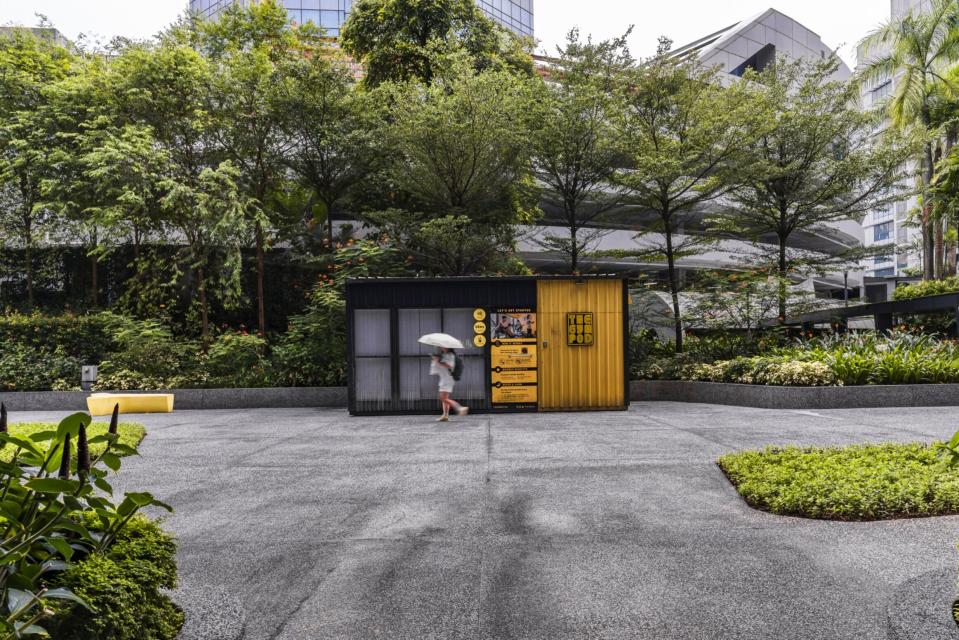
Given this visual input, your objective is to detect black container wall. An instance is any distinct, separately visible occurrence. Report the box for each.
[345,275,629,416]
[346,277,537,416]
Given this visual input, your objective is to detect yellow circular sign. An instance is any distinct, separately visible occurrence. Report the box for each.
[473,335,487,348]
[473,321,486,334]
[473,308,487,321]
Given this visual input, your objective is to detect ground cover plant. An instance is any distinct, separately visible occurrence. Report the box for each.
[2,421,146,463]
[718,441,959,520]
[634,330,959,386]
[0,407,180,639]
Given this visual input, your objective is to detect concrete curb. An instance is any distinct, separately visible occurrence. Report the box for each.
[630,380,959,409]
[4,382,958,412]
[0,387,348,412]
[886,567,959,640]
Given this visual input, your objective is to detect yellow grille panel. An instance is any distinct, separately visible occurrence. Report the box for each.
[537,280,625,411]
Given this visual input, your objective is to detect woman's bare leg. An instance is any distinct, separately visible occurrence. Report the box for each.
[439,392,451,419]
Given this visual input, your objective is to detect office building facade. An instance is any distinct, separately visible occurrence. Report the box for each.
[189,0,533,38]
[857,0,928,278]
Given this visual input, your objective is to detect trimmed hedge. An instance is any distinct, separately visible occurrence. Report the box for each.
[892,276,959,301]
[718,442,959,520]
[46,515,183,640]
[0,312,116,363]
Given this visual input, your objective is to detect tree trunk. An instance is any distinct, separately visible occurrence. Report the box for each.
[90,253,98,308]
[923,142,935,280]
[325,205,335,251]
[570,220,579,274]
[24,223,33,310]
[935,217,945,280]
[198,265,210,347]
[132,223,141,262]
[777,238,788,324]
[255,221,266,338]
[664,225,683,353]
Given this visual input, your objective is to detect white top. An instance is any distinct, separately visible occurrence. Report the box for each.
[430,352,456,386]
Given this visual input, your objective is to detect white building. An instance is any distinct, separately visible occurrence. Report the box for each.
[857,0,927,278]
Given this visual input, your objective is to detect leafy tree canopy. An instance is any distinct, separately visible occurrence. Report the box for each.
[340,0,533,86]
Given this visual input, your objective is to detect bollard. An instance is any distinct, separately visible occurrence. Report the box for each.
[80,365,98,392]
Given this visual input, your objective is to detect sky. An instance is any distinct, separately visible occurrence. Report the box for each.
[0,0,891,68]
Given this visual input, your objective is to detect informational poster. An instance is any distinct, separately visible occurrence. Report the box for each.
[489,308,537,410]
[567,312,595,346]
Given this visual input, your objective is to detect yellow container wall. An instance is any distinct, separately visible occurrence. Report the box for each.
[537,280,625,410]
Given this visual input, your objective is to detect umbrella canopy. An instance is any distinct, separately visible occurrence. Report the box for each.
[418,333,465,349]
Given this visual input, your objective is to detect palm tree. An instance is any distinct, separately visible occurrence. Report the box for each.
[858,0,959,280]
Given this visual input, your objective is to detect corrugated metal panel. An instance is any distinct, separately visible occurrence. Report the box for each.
[537,280,625,410]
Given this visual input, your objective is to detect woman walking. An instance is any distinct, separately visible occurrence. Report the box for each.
[430,348,468,422]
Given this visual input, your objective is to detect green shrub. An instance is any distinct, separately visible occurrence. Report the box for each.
[718,442,959,520]
[0,343,81,391]
[0,312,117,363]
[94,317,201,390]
[270,284,347,387]
[783,331,959,385]
[0,411,174,638]
[689,357,839,386]
[892,276,959,301]
[46,516,183,640]
[203,331,271,388]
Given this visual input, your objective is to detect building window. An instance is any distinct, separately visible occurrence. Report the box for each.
[873,207,893,222]
[873,221,893,242]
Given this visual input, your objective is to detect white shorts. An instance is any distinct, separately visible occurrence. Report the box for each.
[438,373,454,393]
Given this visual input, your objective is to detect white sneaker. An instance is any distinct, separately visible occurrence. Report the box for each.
[458,407,470,416]
[436,415,449,422]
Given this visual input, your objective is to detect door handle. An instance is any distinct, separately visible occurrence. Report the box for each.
[543,340,548,349]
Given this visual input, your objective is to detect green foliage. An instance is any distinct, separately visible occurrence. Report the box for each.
[203,331,271,388]
[892,276,959,300]
[781,331,959,385]
[0,344,81,392]
[688,357,839,386]
[45,515,182,640]
[340,0,533,87]
[717,55,915,320]
[611,38,767,350]
[0,27,77,308]
[630,333,784,380]
[271,239,404,387]
[272,44,384,248]
[94,317,199,390]
[0,312,116,363]
[382,61,538,226]
[637,331,959,386]
[3,422,145,463]
[368,211,528,276]
[528,30,632,272]
[0,411,172,639]
[718,442,959,520]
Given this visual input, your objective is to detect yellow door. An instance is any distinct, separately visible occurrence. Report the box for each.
[537,279,626,411]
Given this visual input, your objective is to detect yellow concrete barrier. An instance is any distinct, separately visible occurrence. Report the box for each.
[86,393,175,416]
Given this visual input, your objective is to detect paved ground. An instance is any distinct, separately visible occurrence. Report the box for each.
[15,404,959,639]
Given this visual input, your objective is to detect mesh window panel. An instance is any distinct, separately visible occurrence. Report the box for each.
[354,310,391,412]
[395,308,489,411]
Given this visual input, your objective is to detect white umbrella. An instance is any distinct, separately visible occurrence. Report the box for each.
[418,333,465,349]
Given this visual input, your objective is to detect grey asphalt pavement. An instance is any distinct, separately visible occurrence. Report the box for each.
[15,404,959,639]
